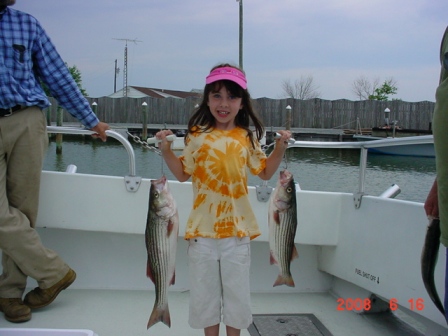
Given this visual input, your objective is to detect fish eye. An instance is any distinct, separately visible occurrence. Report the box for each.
[286,187,292,193]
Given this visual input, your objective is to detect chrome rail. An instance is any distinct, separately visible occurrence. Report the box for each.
[46,126,141,192]
[288,135,434,149]
[288,135,434,208]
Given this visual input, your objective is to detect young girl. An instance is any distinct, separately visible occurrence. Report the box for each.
[156,64,291,336]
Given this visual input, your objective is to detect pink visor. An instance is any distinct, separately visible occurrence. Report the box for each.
[205,66,247,89]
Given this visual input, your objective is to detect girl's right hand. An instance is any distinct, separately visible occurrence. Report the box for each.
[155,130,174,151]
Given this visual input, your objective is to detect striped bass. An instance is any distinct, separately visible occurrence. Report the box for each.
[268,169,298,287]
[421,218,445,316]
[145,175,179,329]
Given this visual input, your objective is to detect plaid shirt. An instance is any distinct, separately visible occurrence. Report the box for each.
[0,7,99,128]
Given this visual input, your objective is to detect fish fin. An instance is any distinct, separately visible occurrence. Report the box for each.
[147,305,171,329]
[273,210,281,225]
[273,274,295,288]
[291,245,299,260]
[166,219,177,237]
[167,218,176,237]
[146,260,155,284]
[269,251,277,265]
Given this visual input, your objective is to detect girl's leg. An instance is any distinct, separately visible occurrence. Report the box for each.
[188,238,221,329]
[204,324,220,336]
[220,237,252,329]
[226,325,241,336]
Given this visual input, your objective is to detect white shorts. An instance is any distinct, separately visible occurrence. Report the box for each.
[187,236,252,330]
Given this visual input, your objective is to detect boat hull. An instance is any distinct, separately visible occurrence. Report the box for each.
[353,135,435,157]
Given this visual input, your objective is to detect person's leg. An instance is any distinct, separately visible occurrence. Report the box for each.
[226,325,241,336]
[188,238,222,330]
[0,108,48,321]
[220,237,252,331]
[0,108,69,296]
[204,324,220,336]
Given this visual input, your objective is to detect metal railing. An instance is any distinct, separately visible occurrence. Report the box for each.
[46,126,141,192]
[288,135,434,208]
[47,126,136,176]
[46,127,434,200]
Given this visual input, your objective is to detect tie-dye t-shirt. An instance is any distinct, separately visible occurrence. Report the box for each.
[180,127,266,240]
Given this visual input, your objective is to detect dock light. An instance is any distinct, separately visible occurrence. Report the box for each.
[384,108,390,127]
[141,102,149,140]
[91,102,98,114]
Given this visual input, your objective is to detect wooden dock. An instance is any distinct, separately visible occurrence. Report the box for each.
[50,122,356,142]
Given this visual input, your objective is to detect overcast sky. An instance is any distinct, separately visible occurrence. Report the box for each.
[13,0,448,102]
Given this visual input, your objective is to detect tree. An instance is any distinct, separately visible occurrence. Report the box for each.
[352,75,380,100]
[41,63,88,97]
[282,76,320,100]
[368,78,398,101]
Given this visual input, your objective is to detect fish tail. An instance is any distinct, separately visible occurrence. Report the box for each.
[421,218,446,316]
[273,274,295,288]
[147,305,171,329]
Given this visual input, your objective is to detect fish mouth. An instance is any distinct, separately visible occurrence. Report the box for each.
[279,170,293,186]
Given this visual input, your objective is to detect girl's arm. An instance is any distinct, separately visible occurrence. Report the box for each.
[156,130,191,182]
[257,130,291,180]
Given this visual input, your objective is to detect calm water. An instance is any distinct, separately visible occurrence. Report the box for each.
[43,137,437,203]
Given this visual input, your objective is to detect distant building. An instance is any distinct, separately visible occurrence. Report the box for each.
[109,86,202,99]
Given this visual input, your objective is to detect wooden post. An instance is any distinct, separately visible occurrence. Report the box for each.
[142,102,148,140]
[286,105,292,130]
[46,108,51,127]
[56,106,63,154]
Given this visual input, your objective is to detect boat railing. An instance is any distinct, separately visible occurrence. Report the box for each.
[288,135,434,208]
[46,126,141,192]
[46,127,434,204]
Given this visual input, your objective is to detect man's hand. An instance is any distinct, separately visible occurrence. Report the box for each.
[91,122,110,142]
[424,179,439,219]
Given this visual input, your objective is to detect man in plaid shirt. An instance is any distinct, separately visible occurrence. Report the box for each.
[0,0,109,322]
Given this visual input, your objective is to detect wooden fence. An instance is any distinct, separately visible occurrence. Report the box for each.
[47,97,435,131]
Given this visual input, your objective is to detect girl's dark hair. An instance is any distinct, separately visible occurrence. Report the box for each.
[186,63,265,148]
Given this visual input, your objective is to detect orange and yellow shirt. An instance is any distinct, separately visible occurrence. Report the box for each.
[180,127,266,240]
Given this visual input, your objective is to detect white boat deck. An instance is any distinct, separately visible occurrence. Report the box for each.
[0,289,426,336]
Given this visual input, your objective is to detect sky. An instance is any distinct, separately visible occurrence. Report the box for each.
[13,0,448,102]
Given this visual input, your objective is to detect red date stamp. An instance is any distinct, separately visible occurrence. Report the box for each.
[337,298,425,311]
[336,298,371,311]
[389,298,425,311]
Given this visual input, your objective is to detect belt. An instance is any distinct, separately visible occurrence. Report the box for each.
[0,105,25,117]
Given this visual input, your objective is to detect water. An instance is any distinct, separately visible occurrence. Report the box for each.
[43,137,437,203]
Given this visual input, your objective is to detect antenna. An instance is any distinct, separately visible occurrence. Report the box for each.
[113,38,142,98]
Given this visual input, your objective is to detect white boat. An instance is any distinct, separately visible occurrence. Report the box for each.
[0,127,446,336]
[352,134,435,158]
